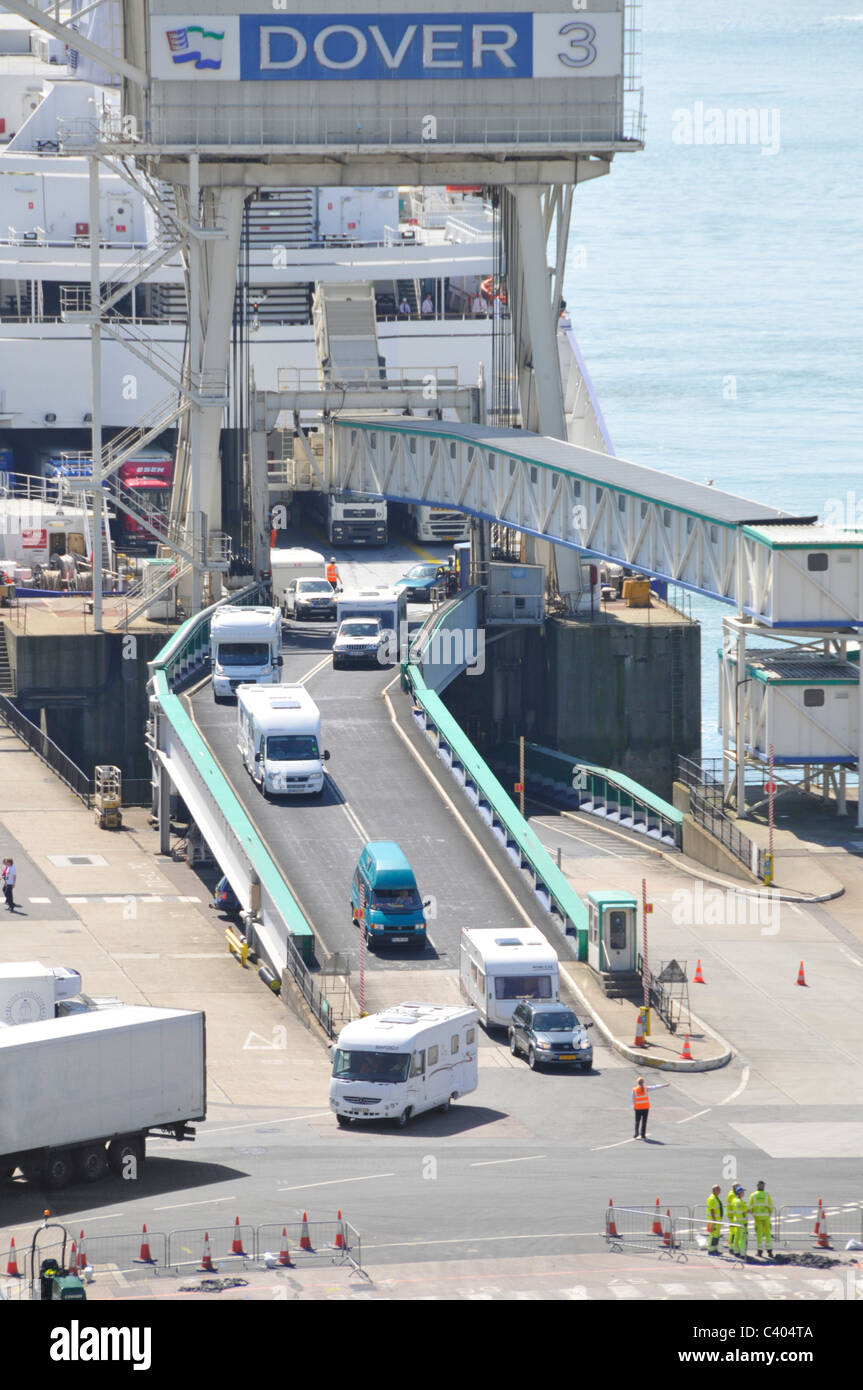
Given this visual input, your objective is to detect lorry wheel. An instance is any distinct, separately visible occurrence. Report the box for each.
[397,1107,412,1128]
[44,1150,74,1190]
[108,1137,144,1179]
[76,1144,108,1183]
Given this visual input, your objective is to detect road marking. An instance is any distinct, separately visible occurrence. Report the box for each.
[367,1230,591,1251]
[470,1155,547,1167]
[534,817,631,860]
[839,947,863,969]
[677,1108,712,1125]
[168,952,228,959]
[299,654,333,685]
[202,1113,331,1136]
[340,799,369,844]
[28,897,51,904]
[74,1212,126,1223]
[66,897,87,904]
[277,1173,395,1193]
[590,1138,637,1151]
[718,1065,750,1106]
[153,1197,238,1211]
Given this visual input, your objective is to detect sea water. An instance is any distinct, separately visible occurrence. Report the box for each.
[564,0,863,759]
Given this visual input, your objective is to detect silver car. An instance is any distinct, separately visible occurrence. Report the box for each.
[508,1001,594,1071]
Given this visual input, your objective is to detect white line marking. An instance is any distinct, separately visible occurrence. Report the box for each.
[677,1108,712,1125]
[277,1173,395,1193]
[298,655,333,685]
[839,947,863,969]
[340,799,369,844]
[470,1155,547,1167]
[534,817,629,860]
[70,1212,126,1223]
[590,1138,637,1151]
[153,1197,238,1211]
[202,1113,331,1136]
[66,897,87,904]
[168,952,229,959]
[718,1065,750,1106]
[368,1230,591,1251]
[28,897,51,903]
[178,896,201,903]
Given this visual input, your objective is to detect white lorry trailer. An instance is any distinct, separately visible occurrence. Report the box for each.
[237,682,329,797]
[0,1005,206,1189]
[329,1002,478,1128]
[210,605,283,700]
[459,927,561,1029]
[270,547,327,614]
[0,962,81,1025]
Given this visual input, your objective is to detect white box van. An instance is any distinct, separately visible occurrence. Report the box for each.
[236,683,329,798]
[459,927,560,1029]
[330,1003,478,1128]
[270,547,327,614]
[336,586,407,635]
[210,606,282,699]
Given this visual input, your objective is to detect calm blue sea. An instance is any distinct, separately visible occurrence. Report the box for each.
[563,0,863,758]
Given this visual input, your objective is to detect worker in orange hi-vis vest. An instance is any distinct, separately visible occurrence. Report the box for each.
[631,1075,669,1139]
[326,557,341,590]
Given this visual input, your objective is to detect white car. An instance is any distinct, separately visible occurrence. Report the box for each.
[284,577,336,620]
[332,619,388,669]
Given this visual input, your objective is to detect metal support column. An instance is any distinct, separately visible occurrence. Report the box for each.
[88,156,103,631]
[158,763,171,856]
[189,154,202,614]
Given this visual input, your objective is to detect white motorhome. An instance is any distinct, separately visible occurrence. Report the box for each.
[270,547,327,614]
[329,1002,478,1128]
[210,605,282,699]
[459,927,561,1029]
[237,683,329,798]
[336,586,407,636]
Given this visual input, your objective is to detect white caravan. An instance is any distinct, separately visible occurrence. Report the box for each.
[330,1003,479,1128]
[237,683,328,798]
[270,548,327,614]
[459,927,561,1029]
[336,586,407,634]
[210,606,282,699]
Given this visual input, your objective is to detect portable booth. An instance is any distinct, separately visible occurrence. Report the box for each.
[587,890,638,976]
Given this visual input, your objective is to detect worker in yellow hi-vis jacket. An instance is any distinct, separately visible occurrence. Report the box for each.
[706,1185,723,1255]
[749,1181,774,1258]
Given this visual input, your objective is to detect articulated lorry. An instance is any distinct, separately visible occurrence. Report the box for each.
[0,1006,206,1189]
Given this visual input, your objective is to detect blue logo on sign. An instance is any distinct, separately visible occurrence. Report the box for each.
[239,12,533,81]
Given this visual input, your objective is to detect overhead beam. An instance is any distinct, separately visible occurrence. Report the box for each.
[0,0,148,86]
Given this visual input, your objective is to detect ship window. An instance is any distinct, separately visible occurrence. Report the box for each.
[807,553,828,572]
[663,510,671,527]
[370,433,376,448]
[595,487,603,504]
[409,436,417,454]
[640,501,648,519]
[509,458,516,477]
[530,466,537,484]
[618,495,626,512]
[487,453,495,470]
[449,442,457,459]
[686,516,694,534]
[572,480,581,498]
[710,526,719,543]
[803,689,825,707]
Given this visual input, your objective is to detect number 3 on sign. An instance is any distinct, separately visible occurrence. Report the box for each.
[558,22,597,67]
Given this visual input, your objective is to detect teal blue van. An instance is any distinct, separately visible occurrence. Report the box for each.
[350,841,427,949]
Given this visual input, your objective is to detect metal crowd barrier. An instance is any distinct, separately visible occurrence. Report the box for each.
[605,1205,695,1257]
[777,1203,863,1250]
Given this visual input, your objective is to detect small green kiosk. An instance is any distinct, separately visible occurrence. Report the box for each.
[587,890,638,977]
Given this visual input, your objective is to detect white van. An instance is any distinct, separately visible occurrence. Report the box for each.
[270,547,327,614]
[236,683,329,798]
[210,606,282,699]
[330,1003,479,1128]
[459,927,560,1029]
[336,586,407,636]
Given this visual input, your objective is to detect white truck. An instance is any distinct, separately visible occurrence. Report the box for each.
[459,927,561,1029]
[270,547,327,614]
[210,605,283,700]
[0,962,81,1026]
[396,503,470,544]
[0,1006,206,1189]
[237,682,329,798]
[314,491,388,547]
[329,1003,479,1128]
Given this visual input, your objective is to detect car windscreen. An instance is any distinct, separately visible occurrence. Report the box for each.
[531,1011,577,1032]
[266,735,319,761]
[340,622,379,638]
[332,1049,411,1083]
[495,974,553,1000]
[217,642,270,665]
[297,581,332,593]
[371,888,422,912]
[406,565,436,579]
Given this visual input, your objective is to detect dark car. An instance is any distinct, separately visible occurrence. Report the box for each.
[508,1000,593,1071]
[211,875,240,916]
[393,562,450,601]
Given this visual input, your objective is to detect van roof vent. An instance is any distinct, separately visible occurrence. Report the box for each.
[272,700,301,709]
[494,937,523,947]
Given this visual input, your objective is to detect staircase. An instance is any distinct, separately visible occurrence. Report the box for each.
[0,624,15,697]
[396,278,420,315]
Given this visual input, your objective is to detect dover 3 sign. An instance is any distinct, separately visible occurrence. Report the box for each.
[150,12,623,82]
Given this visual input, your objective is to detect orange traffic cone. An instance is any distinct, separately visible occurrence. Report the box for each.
[277,1227,294,1268]
[78,1230,87,1272]
[230,1216,247,1257]
[300,1212,313,1252]
[812,1199,822,1242]
[134,1224,155,1265]
[817,1206,833,1250]
[797,961,807,987]
[651,1197,664,1236]
[634,1012,646,1048]
[607,1198,619,1239]
[334,1210,345,1250]
[198,1232,216,1273]
[69,1240,77,1272]
[661,1210,674,1249]
[5,1237,20,1278]
[679,1034,693,1061]
[693,959,706,984]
